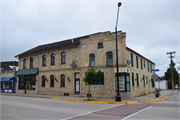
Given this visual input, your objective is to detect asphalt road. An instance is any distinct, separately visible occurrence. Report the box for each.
[0,91,179,120]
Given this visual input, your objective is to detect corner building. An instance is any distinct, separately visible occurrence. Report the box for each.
[15,31,155,98]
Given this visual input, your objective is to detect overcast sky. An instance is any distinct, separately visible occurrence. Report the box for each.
[0,0,180,77]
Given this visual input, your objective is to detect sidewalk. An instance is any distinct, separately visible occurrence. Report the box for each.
[1,90,179,104]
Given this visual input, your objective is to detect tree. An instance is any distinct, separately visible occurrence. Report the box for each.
[163,61,179,87]
[83,68,102,100]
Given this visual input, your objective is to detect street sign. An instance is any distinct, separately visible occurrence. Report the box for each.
[150,69,159,72]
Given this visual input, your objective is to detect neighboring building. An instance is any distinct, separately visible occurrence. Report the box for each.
[155,77,168,90]
[15,31,155,98]
[0,61,18,93]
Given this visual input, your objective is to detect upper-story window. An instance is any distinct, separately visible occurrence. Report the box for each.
[136,73,139,87]
[131,53,133,67]
[144,61,146,68]
[106,52,113,66]
[51,53,55,65]
[150,63,152,73]
[136,56,138,68]
[30,57,33,68]
[89,54,95,67]
[42,55,46,66]
[61,52,66,64]
[141,58,143,70]
[146,76,148,84]
[148,62,149,72]
[98,43,103,49]
[23,59,26,69]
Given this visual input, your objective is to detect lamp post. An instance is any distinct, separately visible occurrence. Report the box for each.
[115,2,122,101]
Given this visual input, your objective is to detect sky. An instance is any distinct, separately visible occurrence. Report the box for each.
[0,0,180,77]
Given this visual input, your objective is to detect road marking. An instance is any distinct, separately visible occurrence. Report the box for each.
[62,104,123,120]
[127,101,139,104]
[121,106,152,120]
[5,102,28,106]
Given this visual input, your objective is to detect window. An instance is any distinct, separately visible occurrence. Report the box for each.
[98,43,103,48]
[61,52,66,64]
[132,73,134,87]
[136,73,139,87]
[144,61,146,68]
[89,54,95,67]
[42,55,46,66]
[141,58,143,70]
[51,53,55,65]
[115,73,130,92]
[106,52,113,66]
[23,59,26,69]
[61,74,65,87]
[151,78,154,87]
[42,76,45,87]
[136,56,138,68]
[86,72,104,85]
[131,53,133,67]
[30,57,33,68]
[146,76,148,84]
[31,75,36,90]
[150,64,152,73]
[143,75,145,87]
[50,75,54,87]
[148,62,149,72]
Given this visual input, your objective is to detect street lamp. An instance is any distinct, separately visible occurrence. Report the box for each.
[115,2,122,101]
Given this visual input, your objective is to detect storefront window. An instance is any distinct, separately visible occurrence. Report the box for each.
[31,75,36,90]
[115,73,130,92]
[9,80,12,89]
[19,76,24,89]
[5,82,9,89]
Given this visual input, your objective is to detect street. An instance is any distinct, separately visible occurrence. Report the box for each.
[0,91,180,120]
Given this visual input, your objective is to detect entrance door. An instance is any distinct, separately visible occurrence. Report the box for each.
[75,79,80,94]
[26,81,30,94]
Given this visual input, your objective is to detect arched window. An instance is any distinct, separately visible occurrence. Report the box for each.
[51,53,55,65]
[61,52,66,64]
[50,75,54,87]
[23,59,26,69]
[98,43,103,48]
[42,76,45,87]
[106,52,113,66]
[61,74,65,87]
[30,57,33,68]
[42,55,46,66]
[89,54,95,67]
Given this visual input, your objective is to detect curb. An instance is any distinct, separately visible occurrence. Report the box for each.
[51,97,127,104]
[144,96,167,103]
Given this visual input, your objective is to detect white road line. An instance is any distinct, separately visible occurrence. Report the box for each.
[62,104,124,120]
[121,106,152,120]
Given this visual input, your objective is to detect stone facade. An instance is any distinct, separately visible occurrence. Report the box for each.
[16,31,155,98]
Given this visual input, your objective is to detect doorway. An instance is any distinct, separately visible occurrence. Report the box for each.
[74,73,80,94]
[26,81,30,94]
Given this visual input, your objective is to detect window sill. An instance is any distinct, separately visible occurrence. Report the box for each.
[41,86,45,87]
[97,47,103,49]
[50,86,54,88]
[42,65,46,67]
[50,64,55,66]
[60,86,65,87]
[61,63,66,65]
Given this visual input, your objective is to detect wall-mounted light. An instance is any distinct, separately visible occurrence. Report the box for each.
[67,77,70,82]
[46,78,48,82]
[86,64,88,67]
[55,78,58,82]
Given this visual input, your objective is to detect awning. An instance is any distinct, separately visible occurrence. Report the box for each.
[1,77,14,82]
[16,68,38,76]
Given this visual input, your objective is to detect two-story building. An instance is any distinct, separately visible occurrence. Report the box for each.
[15,31,155,98]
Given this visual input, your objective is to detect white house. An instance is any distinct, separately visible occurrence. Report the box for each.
[155,77,168,90]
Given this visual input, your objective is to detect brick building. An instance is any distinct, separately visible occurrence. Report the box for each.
[15,31,155,98]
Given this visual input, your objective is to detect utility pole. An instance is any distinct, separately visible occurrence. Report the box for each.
[167,51,176,91]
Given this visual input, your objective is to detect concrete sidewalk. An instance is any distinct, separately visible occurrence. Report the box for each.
[1,90,179,104]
